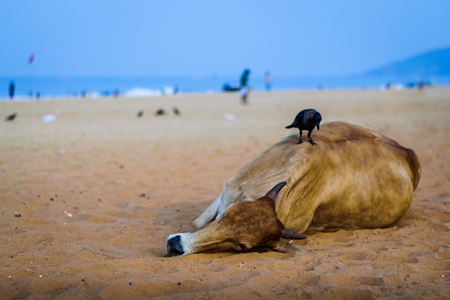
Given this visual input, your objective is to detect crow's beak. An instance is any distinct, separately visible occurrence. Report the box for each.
[316,122,320,131]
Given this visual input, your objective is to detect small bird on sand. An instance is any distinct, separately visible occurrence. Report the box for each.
[285,109,322,145]
[137,110,144,118]
[173,107,180,116]
[155,109,165,116]
[5,112,17,122]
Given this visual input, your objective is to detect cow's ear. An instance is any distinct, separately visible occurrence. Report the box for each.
[265,181,287,200]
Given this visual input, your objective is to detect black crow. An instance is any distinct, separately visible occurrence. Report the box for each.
[137,110,144,118]
[285,109,322,145]
[155,109,165,116]
[173,107,180,116]
[5,112,17,122]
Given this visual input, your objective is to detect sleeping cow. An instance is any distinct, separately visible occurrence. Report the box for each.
[167,121,421,256]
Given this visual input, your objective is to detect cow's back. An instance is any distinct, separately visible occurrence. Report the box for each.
[275,121,421,232]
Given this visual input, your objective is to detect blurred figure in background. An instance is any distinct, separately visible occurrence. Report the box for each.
[240,69,250,105]
[265,71,272,91]
[240,69,250,87]
[9,80,15,100]
[240,86,248,104]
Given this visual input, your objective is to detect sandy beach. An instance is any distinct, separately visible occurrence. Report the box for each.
[1,88,449,299]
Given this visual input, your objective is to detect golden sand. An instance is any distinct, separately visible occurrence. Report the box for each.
[1,88,449,299]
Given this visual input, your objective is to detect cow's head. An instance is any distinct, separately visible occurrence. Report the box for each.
[167,182,306,257]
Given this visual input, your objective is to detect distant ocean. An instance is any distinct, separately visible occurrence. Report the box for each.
[1,75,449,100]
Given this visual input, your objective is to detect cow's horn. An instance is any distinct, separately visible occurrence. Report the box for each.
[280,228,307,240]
[265,181,287,200]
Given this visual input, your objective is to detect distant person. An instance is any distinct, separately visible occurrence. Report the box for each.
[240,69,250,88]
[8,80,15,100]
[240,69,250,105]
[418,80,425,90]
[264,71,272,91]
[240,87,248,105]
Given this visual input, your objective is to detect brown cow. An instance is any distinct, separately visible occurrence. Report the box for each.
[167,121,421,256]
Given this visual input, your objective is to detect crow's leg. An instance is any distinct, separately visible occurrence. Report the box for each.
[297,129,303,144]
[307,130,316,145]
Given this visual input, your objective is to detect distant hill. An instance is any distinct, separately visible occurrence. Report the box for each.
[362,48,450,78]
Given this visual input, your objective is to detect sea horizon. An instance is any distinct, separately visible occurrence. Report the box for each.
[1,74,448,100]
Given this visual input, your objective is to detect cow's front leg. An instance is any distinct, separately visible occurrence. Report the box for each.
[193,189,223,228]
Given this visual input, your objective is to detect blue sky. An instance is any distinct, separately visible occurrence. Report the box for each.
[1,0,450,78]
